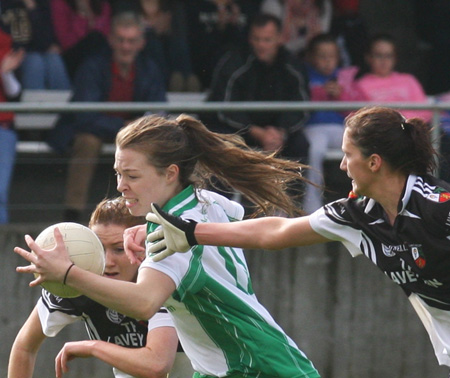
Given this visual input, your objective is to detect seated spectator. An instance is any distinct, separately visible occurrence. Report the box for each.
[261,0,333,59]
[303,33,359,214]
[1,0,71,89]
[51,0,111,80]
[139,0,201,92]
[355,33,432,122]
[47,11,166,222]
[207,13,310,164]
[0,29,24,223]
[186,0,260,90]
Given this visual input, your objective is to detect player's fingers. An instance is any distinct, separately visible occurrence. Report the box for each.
[146,212,161,224]
[146,228,164,243]
[15,263,37,274]
[14,245,36,263]
[151,248,174,262]
[124,243,145,265]
[147,239,166,254]
[15,266,42,287]
[53,227,66,248]
[55,349,64,378]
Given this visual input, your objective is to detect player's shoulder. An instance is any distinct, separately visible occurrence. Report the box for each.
[410,175,450,207]
[40,289,96,315]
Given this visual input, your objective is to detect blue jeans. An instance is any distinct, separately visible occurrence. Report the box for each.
[0,128,17,223]
[21,52,71,90]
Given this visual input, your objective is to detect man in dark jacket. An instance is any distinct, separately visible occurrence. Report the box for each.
[47,12,166,222]
[206,13,310,163]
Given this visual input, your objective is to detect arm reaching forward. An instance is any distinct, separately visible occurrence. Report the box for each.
[146,203,330,261]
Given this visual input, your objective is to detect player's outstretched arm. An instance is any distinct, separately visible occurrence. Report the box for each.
[56,326,178,378]
[146,204,330,262]
[8,306,47,378]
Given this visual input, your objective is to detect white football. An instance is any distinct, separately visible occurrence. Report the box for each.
[33,222,105,298]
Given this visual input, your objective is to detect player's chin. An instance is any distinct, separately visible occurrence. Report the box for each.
[127,207,146,217]
[125,200,144,216]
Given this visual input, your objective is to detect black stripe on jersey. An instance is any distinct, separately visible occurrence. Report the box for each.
[41,290,82,316]
[323,203,353,226]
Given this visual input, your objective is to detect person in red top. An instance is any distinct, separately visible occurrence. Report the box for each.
[0,29,24,223]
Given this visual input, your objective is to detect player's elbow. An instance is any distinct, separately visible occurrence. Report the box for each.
[136,362,171,378]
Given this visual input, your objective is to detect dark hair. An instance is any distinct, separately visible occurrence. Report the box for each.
[366,33,397,55]
[111,11,145,33]
[65,0,105,16]
[354,33,397,79]
[116,114,308,216]
[250,13,282,32]
[345,107,437,175]
[306,33,338,55]
[89,197,145,228]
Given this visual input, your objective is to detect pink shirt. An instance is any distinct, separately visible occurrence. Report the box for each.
[51,0,111,51]
[356,72,431,122]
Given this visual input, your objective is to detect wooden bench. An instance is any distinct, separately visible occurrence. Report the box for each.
[15,90,211,155]
[14,90,343,160]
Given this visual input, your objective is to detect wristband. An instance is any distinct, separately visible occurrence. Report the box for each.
[63,263,75,285]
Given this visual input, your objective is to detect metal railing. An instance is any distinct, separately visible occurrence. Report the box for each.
[3,98,448,150]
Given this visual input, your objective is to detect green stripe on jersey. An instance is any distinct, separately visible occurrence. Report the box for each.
[180,275,319,377]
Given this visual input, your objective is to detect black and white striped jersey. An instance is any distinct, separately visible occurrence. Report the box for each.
[310,174,450,310]
[37,289,169,348]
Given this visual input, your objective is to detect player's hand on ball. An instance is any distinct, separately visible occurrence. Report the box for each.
[14,227,72,286]
[146,203,198,262]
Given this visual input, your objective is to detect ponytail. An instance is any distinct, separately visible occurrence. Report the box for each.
[176,114,307,216]
[117,114,309,217]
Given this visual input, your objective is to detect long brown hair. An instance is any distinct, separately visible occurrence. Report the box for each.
[116,114,309,216]
[345,106,437,175]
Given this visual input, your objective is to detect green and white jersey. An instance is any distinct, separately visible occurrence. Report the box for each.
[140,186,320,378]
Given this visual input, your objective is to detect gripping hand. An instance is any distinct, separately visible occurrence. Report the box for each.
[146,203,198,262]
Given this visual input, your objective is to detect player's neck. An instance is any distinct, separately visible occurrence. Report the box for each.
[375,175,407,226]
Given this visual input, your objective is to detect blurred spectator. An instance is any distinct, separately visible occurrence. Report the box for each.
[206,13,310,164]
[1,0,71,89]
[0,29,24,223]
[355,33,431,122]
[302,33,359,213]
[47,12,166,222]
[261,0,333,59]
[139,0,200,92]
[329,0,368,67]
[51,0,111,80]
[186,0,260,90]
[413,0,450,95]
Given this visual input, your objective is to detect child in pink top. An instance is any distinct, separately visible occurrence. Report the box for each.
[355,33,431,122]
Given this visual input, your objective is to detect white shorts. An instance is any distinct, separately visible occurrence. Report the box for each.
[409,293,450,366]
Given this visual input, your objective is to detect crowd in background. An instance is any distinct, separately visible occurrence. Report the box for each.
[1,0,450,223]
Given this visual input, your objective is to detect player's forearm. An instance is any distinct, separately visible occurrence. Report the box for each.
[195,216,328,250]
[195,217,290,250]
[89,341,170,378]
[64,268,159,320]
[8,308,46,378]
[8,347,37,378]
